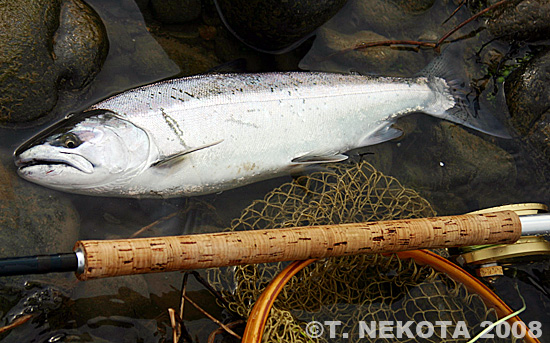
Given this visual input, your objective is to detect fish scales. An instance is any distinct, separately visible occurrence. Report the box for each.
[91,73,440,195]
[92,73,436,156]
[14,69,507,198]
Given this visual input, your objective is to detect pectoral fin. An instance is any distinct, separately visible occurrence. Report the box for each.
[291,153,348,165]
[151,140,223,167]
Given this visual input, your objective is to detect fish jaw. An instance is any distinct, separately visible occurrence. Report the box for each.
[16,145,94,173]
[15,144,95,188]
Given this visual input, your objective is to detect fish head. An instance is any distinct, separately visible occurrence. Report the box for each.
[14,110,153,193]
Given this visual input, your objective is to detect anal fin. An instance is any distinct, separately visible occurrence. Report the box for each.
[359,124,402,147]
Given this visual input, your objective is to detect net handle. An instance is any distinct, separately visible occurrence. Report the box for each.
[75,211,520,280]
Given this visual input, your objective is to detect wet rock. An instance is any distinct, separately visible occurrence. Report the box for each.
[528,112,550,159]
[481,0,550,42]
[54,0,109,90]
[392,0,435,14]
[151,0,202,24]
[343,0,416,37]
[152,34,220,75]
[2,281,160,342]
[0,159,80,263]
[505,48,550,160]
[0,0,108,124]
[214,0,348,53]
[299,29,400,74]
[2,282,67,322]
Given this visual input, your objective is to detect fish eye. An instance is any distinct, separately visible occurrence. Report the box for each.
[59,133,82,149]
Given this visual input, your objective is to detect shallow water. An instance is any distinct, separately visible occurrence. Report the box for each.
[1,0,549,342]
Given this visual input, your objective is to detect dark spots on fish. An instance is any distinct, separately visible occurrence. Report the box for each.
[160,107,186,146]
[184,91,195,98]
[270,87,274,92]
[171,95,176,100]
[288,90,292,96]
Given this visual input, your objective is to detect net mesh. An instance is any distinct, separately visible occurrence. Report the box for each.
[208,161,516,342]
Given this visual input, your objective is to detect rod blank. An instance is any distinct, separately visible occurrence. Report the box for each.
[75,210,522,280]
[0,253,77,277]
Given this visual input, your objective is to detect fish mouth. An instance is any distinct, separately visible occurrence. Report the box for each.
[15,152,94,174]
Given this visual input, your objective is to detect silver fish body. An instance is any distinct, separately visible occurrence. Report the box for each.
[14,71,505,197]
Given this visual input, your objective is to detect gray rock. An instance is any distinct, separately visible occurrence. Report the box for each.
[214,0,348,53]
[505,49,550,135]
[528,111,550,159]
[479,0,550,42]
[0,0,108,124]
[505,48,550,161]
[151,0,202,24]
[54,0,109,90]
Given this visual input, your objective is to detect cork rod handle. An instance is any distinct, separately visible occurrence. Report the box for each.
[75,210,521,280]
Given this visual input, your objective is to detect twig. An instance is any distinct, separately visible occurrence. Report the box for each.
[172,272,195,343]
[130,211,181,238]
[184,271,235,312]
[130,199,221,238]
[168,308,180,343]
[443,0,467,24]
[355,40,437,50]
[207,320,246,343]
[0,314,33,334]
[352,0,511,53]
[170,271,244,342]
[435,0,510,48]
[182,294,242,340]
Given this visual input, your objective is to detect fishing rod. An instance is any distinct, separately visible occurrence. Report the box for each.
[0,209,548,280]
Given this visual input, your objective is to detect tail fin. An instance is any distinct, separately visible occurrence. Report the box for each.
[420,46,511,138]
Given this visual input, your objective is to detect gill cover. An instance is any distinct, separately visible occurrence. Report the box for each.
[14,110,152,193]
